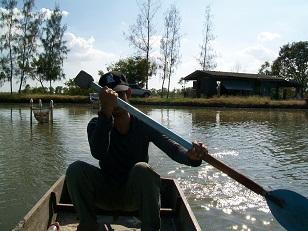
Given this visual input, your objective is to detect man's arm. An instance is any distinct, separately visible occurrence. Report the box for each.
[149,127,203,167]
[87,113,113,160]
[87,86,119,160]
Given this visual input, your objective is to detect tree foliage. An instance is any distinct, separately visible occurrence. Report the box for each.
[124,0,161,89]
[105,56,157,88]
[33,4,69,93]
[272,41,308,89]
[63,78,94,95]
[0,1,69,93]
[197,4,217,71]
[16,0,44,94]
[159,4,182,98]
[258,61,272,75]
[0,0,18,93]
[258,41,308,97]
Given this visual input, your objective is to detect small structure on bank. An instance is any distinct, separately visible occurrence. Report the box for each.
[183,70,302,99]
[30,99,53,124]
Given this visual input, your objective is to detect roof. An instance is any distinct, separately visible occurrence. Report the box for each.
[183,70,302,87]
[183,70,280,81]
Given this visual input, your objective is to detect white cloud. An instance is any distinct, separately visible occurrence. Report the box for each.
[40,8,69,20]
[65,32,116,64]
[0,7,18,15]
[257,32,281,41]
[63,32,118,81]
[40,8,53,19]
[212,45,277,74]
[239,44,277,61]
[62,10,69,17]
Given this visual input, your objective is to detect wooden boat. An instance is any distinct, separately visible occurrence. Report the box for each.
[13,175,201,231]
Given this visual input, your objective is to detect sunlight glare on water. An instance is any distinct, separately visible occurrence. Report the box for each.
[146,107,307,230]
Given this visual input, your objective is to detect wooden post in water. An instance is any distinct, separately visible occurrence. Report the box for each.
[38,99,42,122]
[30,99,33,125]
[50,100,53,124]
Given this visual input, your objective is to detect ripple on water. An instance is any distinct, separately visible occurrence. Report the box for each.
[1,106,307,231]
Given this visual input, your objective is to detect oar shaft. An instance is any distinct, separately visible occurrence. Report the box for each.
[117,98,192,150]
[202,154,265,195]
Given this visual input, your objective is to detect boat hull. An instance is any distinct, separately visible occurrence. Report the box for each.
[13,175,201,231]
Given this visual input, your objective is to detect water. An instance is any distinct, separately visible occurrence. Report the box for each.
[0,103,307,231]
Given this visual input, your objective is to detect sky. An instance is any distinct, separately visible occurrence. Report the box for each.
[1,0,307,92]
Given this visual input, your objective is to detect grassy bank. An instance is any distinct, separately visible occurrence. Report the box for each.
[0,93,89,104]
[0,92,307,109]
[130,96,308,109]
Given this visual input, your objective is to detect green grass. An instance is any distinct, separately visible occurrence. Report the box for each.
[129,95,307,108]
[0,92,307,109]
[0,92,89,103]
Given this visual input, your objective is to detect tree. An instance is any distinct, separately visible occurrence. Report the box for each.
[159,4,182,98]
[0,0,18,93]
[34,4,69,93]
[63,78,94,95]
[258,61,272,75]
[271,41,308,96]
[124,0,161,89]
[197,4,217,71]
[105,56,157,88]
[230,62,246,73]
[16,0,44,94]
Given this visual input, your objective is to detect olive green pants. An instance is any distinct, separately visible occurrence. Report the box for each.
[66,161,161,231]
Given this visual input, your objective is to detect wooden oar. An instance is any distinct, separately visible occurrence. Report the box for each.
[74,70,308,231]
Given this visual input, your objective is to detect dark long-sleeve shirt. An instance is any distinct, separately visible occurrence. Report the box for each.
[87,112,202,180]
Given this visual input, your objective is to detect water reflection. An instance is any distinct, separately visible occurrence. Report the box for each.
[0,104,307,231]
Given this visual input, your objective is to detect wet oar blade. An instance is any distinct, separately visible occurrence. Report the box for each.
[266,189,308,231]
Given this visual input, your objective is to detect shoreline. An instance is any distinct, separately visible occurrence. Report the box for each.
[129,99,308,110]
[0,94,307,109]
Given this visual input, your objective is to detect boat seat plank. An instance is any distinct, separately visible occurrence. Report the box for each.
[56,212,176,231]
[57,203,176,217]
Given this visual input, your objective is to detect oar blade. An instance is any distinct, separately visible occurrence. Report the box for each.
[266,189,308,231]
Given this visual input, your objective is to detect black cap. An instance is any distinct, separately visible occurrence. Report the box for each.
[99,71,129,91]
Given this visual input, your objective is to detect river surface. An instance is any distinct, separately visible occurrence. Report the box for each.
[0,103,307,231]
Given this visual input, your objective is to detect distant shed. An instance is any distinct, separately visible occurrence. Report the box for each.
[183,70,302,99]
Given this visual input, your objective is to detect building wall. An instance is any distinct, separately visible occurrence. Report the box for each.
[193,78,219,97]
[192,78,289,99]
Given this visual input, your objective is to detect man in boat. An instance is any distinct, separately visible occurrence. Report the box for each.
[66,71,208,231]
